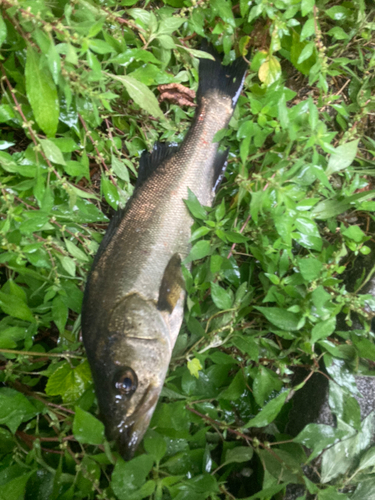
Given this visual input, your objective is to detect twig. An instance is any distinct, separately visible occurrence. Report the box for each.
[227,213,252,259]
[0,65,62,180]
[78,114,117,186]
[0,348,83,359]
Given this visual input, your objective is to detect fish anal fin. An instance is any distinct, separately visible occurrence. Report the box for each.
[137,142,179,188]
[157,253,185,313]
[212,148,229,193]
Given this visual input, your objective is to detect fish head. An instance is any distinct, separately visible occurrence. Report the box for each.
[92,293,172,459]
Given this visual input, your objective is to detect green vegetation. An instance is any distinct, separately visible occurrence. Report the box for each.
[0,0,375,498]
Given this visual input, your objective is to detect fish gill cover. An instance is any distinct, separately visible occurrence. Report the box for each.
[0,1,374,500]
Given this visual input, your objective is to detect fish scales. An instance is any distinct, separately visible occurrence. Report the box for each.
[90,97,234,305]
[82,46,248,459]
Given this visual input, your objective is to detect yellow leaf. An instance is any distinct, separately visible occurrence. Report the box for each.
[187,358,203,379]
[258,55,281,87]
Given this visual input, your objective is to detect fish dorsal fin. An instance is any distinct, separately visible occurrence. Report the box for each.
[157,253,185,313]
[137,142,179,189]
[92,206,126,264]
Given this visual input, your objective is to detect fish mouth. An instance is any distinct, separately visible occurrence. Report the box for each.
[112,384,161,460]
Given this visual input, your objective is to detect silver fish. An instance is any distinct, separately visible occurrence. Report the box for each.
[81,46,247,459]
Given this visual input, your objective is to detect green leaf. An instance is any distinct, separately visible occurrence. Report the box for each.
[0,104,15,122]
[184,189,207,219]
[184,240,211,263]
[65,239,89,262]
[328,26,349,40]
[297,42,315,64]
[321,411,375,483]
[0,471,34,500]
[144,432,167,463]
[300,18,315,41]
[255,306,300,331]
[112,74,164,120]
[225,231,248,243]
[244,390,290,428]
[40,139,66,165]
[73,406,105,445]
[111,455,154,500]
[211,0,236,27]
[210,282,233,310]
[47,42,61,84]
[219,370,246,400]
[157,17,185,35]
[351,479,375,500]
[326,140,359,175]
[325,356,360,396]
[298,257,323,280]
[112,155,130,182]
[246,484,288,499]
[0,292,34,323]
[19,213,49,234]
[357,446,375,471]
[301,0,314,16]
[294,424,347,461]
[58,255,76,277]
[89,39,114,54]
[326,6,352,20]
[25,47,59,137]
[253,366,282,407]
[225,446,253,464]
[318,487,349,500]
[46,361,92,403]
[101,175,120,210]
[0,151,19,173]
[177,45,215,60]
[311,317,336,343]
[0,388,39,433]
[52,296,68,334]
[342,225,365,243]
[0,13,7,47]
[190,226,211,242]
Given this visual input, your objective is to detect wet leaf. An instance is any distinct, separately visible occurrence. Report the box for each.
[46,361,92,403]
[254,307,300,331]
[25,47,59,137]
[225,446,253,464]
[0,388,39,433]
[101,175,120,210]
[244,390,290,428]
[210,282,233,310]
[144,432,167,463]
[0,292,34,323]
[326,140,359,175]
[184,240,211,263]
[112,75,164,120]
[40,139,66,165]
[184,189,207,219]
[52,296,68,334]
[73,406,105,445]
[111,455,154,500]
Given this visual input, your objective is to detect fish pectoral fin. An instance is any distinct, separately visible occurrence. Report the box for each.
[157,253,185,314]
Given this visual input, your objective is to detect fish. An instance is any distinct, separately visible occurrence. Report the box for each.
[81,45,248,459]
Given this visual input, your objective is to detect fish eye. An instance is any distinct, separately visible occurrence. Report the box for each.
[115,368,138,395]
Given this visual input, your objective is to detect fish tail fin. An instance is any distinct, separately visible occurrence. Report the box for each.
[197,42,248,108]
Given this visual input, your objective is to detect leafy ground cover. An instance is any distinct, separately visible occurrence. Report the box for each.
[0,0,375,498]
